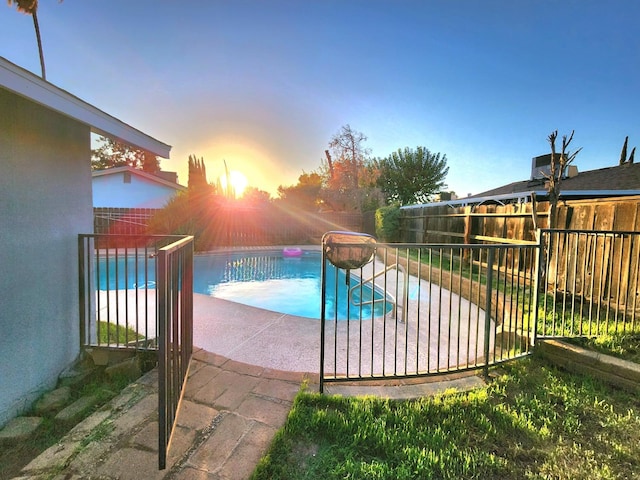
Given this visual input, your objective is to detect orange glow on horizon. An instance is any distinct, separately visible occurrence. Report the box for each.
[167,138,302,199]
[219,169,248,198]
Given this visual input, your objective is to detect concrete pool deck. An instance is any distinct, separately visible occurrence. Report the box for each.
[193,294,322,372]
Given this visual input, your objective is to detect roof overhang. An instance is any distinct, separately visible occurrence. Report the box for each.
[0,56,171,158]
[92,166,186,191]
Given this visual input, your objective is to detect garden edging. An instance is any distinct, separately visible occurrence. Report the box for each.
[536,339,640,393]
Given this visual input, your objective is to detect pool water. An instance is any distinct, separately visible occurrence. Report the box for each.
[96,250,391,320]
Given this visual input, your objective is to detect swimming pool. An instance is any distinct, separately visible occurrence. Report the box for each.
[96,249,391,320]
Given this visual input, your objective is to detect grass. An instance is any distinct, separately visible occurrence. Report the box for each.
[565,332,640,364]
[252,356,640,480]
[0,368,135,479]
[97,320,144,345]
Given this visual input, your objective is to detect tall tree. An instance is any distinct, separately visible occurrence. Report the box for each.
[619,136,636,165]
[619,136,629,166]
[187,154,208,191]
[8,0,46,80]
[91,136,159,172]
[320,125,381,211]
[376,146,449,205]
[324,124,370,191]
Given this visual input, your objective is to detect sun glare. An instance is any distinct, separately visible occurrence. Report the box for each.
[220,170,248,198]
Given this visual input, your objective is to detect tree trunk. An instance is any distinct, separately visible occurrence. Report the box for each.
[32,11,46,80]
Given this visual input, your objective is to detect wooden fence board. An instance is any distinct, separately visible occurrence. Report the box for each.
[400,197,639,246]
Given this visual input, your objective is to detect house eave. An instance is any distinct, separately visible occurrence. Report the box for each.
[0,56,171,158]
[92,166,187,191]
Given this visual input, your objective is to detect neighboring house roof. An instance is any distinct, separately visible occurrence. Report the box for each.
[472,162,640,198]
[402,162,640,210]
[92,166,186,208]
[0,56,170,158]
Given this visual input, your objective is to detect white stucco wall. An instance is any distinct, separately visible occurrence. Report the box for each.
[0,88,93,427]
[92,172,180,208]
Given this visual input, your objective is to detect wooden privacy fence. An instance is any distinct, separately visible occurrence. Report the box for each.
[400,201,549,245]
[184,207,365,248]
[400,195,640,245]
[543,229,640,321]
[399,196,640,336]
[94,207,366,247]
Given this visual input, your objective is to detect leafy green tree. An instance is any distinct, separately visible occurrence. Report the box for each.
[91,136,160,172]
[277,172,323,211]
[241,186,271,207]
[376,146,449,205]
[9,0,46,80]
[375,204,402,242]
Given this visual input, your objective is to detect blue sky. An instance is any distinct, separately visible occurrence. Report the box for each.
[2,1,639,197]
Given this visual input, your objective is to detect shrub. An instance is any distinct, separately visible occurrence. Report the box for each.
[375,204,401,242]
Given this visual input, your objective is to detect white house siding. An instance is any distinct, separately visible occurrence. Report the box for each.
[93,172,179,208]
[0,88,93,426]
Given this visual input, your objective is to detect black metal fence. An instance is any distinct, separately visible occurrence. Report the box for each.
[78,234,183,350]
[319,234,540,391]
[156,235,194,470]
[538,229,640,337]
[77,233,194,470]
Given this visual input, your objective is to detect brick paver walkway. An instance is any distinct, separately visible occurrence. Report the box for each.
[14,347,484,479]
[14,348,313,480]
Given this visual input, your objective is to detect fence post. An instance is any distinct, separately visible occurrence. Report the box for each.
[157,249,168,469]
[78,235,86,349]
[483,248,495,378]
[531,230,543,346]
[319,245,327,394]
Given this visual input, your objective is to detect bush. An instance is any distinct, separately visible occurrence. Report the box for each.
[375,205,401,242]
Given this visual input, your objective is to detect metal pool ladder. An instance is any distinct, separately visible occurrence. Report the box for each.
[348,263,409,323]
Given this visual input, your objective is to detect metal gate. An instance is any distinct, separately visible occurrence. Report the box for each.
[319,232,540,392]
[78,234,194,470]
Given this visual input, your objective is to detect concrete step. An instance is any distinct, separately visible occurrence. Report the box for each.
[54,394,101,425]
[33,386,71,415]
[0,417,43,445]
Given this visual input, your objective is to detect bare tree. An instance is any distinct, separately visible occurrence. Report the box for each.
[327,125,370,191]
[320,125,379,211]
[546,130,582,228]
[8,0,46,80]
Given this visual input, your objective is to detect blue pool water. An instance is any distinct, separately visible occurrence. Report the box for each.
[96,250,391,320]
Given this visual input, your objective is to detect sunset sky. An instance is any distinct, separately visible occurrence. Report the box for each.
[2,1,639,198]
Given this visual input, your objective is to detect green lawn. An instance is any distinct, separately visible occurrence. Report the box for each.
[97,320,144,346]
[252,356,640,479]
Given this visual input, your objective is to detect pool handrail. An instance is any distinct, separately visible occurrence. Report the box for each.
[348,263,408,323]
